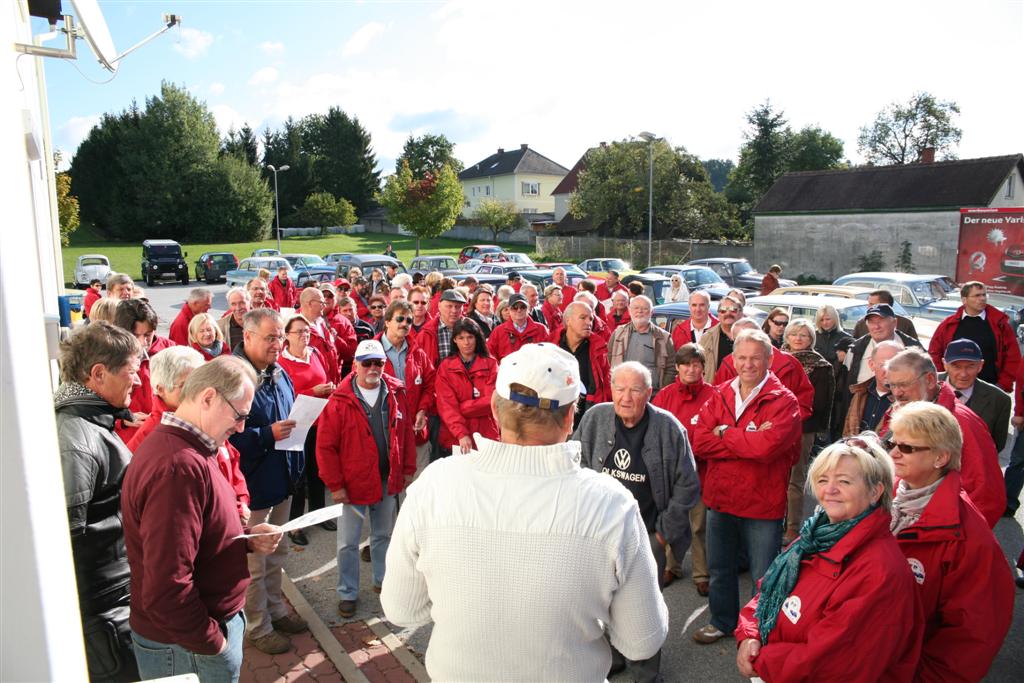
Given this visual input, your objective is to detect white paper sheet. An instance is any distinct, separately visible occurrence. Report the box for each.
[275,394,329,451]
[234,502,363,538]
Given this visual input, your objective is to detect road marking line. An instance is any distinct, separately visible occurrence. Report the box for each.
[290,558,336,582]
[683,604,708,635]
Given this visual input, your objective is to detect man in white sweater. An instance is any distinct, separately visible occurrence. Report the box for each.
[381,343,669,681]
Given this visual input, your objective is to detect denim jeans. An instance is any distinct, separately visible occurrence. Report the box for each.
[1006,432,1024,514]
[131,611,245,683]
[336,495,398,600]
[244,500,291,638]
[706,508,782,633]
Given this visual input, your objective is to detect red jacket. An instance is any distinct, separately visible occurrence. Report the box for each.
[714,348,813,421]
[880,382,1005,528]
[168,303,197,346]
[595,281,628,301]
[927,304,1021,391]
[894,471,1014,682]
[691,374,802,519]
[84,287,102,317]
[602,307,630,333]
[651,377,716,480]
[316,374,416,505]
[118,336,176,443]
[190,342,229,362]
[557,332,612,405]
[411,316,449,371]
[127,394,170,453]
[277,346,328,397]
[324,309,358,371]
[435,355,499,449]
[542,300,564,331]
[559,283,577,311]
[269,276,296,310]
[736,508,923,683]
[378,334,436,445]
[486,318,550,363]
[670,315,718,349]
[305,317,341,384]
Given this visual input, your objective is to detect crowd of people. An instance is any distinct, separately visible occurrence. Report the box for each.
[60,263,1021,682]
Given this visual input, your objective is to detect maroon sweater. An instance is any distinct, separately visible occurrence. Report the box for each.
[122,423,250,654]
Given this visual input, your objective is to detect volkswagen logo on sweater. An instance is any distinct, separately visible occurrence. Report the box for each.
[613,448,631,470]
[603,448,646,483]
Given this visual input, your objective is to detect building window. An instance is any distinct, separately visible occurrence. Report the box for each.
[471,187,477,196]
[521,208,538,214]
[522,182,539,196]
[464,200,471,207]
[485,186,491,196]
[1007,175,1016,199]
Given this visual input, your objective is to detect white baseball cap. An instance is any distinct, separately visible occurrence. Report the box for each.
[496,343,585,410]
[354,339,386,361]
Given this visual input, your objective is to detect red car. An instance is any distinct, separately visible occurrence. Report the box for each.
[458,245,507,264]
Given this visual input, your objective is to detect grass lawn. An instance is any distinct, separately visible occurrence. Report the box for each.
[60,224,538,287]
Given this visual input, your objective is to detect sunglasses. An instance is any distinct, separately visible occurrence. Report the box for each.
[392,315,411,323]
[370,304,385,310]
[511,303,527,310]
[770,319,789,326]
[719,307,740,314]
[360,359,385,368]
[882,438,932,454]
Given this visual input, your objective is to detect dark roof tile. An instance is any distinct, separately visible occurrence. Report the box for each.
[459,144,569,181]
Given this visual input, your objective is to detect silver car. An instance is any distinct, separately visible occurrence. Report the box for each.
[74,254,111,288]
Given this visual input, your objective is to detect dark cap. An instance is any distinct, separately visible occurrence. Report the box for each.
[944,338,984,363]
[507,271,521,280]
[440,289,468,304]
[864,303,895,319]
[508,293,528,307]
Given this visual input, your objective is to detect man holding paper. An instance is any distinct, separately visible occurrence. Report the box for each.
[317,339,417,619]
[122,355,284,682]
[229,308,306,655]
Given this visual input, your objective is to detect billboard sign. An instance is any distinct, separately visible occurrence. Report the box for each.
[957,207,1024,296]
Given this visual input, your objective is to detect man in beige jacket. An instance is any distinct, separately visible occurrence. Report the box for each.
[609,296,676,393]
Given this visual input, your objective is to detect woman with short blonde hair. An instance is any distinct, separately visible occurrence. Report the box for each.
[188,312,227,361]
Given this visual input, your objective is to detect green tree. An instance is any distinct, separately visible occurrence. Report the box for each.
[291,192,357,230]
[857,92,962,165]
[569,138,741,242]
[788,126,845,172]
[897,240,915,273]
[262,118,315,217]
[396,133,464,177]
[857,250,886,271]
[70,104,141,237]
[303,107,380,216]
[56,169,80,246]
[378,161,463,255]
[222,122,259,166]
[188,155,274,242]
[701,158,735,192]
[474,199,524,242]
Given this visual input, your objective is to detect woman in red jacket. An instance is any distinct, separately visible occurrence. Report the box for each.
[188,312,229,361]
[888,402,1014,682]
[436,318,499,454]
[735,434,923,682]
[278,315,336,545]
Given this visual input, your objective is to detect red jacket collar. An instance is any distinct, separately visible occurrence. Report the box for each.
[717,371,788,406]
[814,506,892,568]
[894,471,963,540]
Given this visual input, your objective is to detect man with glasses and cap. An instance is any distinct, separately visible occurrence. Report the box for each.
[319,283,358,378]
[317,339,416,619]
[413,288,468,460]
[382,343,668,681]
[939,339,1011,452]
[697,294,743,382]
[487,292,550,363]
[842,303,922,421]
[230,308,304,655]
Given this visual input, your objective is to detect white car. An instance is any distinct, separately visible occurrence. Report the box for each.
[74,254,111,288]
[503,252,535,266]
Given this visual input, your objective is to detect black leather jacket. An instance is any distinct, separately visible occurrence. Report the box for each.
[55,382,134,616]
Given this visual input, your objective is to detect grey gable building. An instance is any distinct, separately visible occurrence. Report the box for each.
[753,154,1024,280]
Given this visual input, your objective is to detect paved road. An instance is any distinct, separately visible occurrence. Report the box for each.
[142,279,1024,681]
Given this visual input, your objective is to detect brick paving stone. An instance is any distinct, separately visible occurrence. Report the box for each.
[365,644,390,659]
[273,649,305,670]
[243,644,278,669]
[302,650,328,669]
[309,658,340,677]
[314,672,345,683]
[382,668,416,683]
[291,631,319,656]
[252,664,284,683]
[350,649,371,665]
[376,654,402,672]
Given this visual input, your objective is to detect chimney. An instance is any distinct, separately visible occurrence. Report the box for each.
[599,141,606,147]
[496,147,504,155]
[520,143,528,151]
[919,147,936,164]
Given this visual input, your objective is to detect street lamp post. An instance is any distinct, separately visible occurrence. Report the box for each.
[638,132,656,268]
[266,164,290,253]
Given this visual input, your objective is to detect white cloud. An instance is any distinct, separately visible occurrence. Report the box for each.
[248,67,279,86]
[259,41,285,56]
[55,115,100,166]
[210,105,249,137]
[341,22,387,57]
[209,82,225,96]
[172,27,214,59]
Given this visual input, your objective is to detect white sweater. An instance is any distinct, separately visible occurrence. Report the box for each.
[381,436,668,682]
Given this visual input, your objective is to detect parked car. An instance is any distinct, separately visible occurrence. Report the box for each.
[470,262,538,277]
[535,263,589,279]
[642,264,732,300]
[578,258,638,278]
[770,285,877,298]
[503,252,535,266]
[747,294,937,346]
[323,252,354,266]
[330,253,407,279]
[831,272,960,321]
[686,257,796,292]
[519,269,589,292]
[226,256,290,287]
[251,248,280,257]
[620,273,672,305]
[457,245,507,264]
[408,255,463,278]
[652,300,767,333]
[141,239,189,286]
[74,254,111,288]
[194,252,238,284]
[281,254,339,284]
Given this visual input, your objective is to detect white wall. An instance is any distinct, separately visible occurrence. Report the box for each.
[989,167,1024,209]
[2,3,90,680]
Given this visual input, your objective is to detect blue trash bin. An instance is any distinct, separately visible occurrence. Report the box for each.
[58,294,83,327]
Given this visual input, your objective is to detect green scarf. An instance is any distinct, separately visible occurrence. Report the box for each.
[754,504,876,644]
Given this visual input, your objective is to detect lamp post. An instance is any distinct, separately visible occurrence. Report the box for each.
[266,164,290,253]
[638,132,657,268]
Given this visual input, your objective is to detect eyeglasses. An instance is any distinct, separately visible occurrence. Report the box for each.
[260,334,285,344]
[370,304,385,310]
[218,391,250,424]
[511,303,527,310]
[770,319,789,326]
[840,435,873,450]
[719,307,740,314]
[391,315,411,323]
[882,438,932,454]
[883,373,927,391]
[288,328,311,336]
[410,300,427,305]
[359,359,385,368]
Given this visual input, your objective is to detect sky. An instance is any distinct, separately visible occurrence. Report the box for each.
[38,0,1024,175]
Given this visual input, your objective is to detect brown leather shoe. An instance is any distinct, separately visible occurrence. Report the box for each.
[360,545,371,562]
[247,630,290,655]
[693,624,726,644]
[338,599,357,618]
[272,613,308,634]
[659,570,676,589]
[695,581,710,597]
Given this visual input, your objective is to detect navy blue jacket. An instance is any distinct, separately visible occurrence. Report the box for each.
[230,348,301,509]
